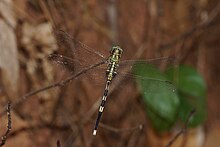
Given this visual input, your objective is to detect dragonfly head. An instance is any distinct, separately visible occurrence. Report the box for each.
[110,46,123,58]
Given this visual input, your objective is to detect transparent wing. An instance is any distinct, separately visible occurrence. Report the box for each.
[119,56,174,67]
[53,30,107,72]
[48,53,79,73]
[116,57,176,93]
[47,53,107,83]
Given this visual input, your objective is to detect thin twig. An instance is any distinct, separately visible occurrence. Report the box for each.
[38,0,56,28]
[8,123,69,139]
[107,0,118,43]
[50,86,68,123]
[159,1,220,51]
[0,102,11,147]
[56,140,61,147]
[98,123,143,134]
[0,60,105,117]
[127,125,144,147]
[165,109,196,147]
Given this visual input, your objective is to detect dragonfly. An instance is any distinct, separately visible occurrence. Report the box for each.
[48,30,175,136]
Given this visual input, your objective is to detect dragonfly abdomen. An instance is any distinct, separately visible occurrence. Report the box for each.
[93,80,111,135]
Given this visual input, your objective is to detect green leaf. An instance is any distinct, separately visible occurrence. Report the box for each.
[178,94,206,127]
[133,63,180,131]
[166,65,206,98]
[165,65,207,126]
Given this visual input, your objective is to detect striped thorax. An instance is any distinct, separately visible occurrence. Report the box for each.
[106,46,123,81]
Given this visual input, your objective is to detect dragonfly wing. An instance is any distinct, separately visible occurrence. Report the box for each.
[48,53,80,73]
[48,53,110,90]
[53,30,107,71]
[117,57,176,93]
[119,56,175,67]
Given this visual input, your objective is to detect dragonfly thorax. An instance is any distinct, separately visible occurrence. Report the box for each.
[106,46,123,81]
[110,46,123,58]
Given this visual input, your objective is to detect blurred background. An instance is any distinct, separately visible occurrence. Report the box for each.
[0,0,220,146]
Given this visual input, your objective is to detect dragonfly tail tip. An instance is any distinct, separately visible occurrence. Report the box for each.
[93,130,97,136]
